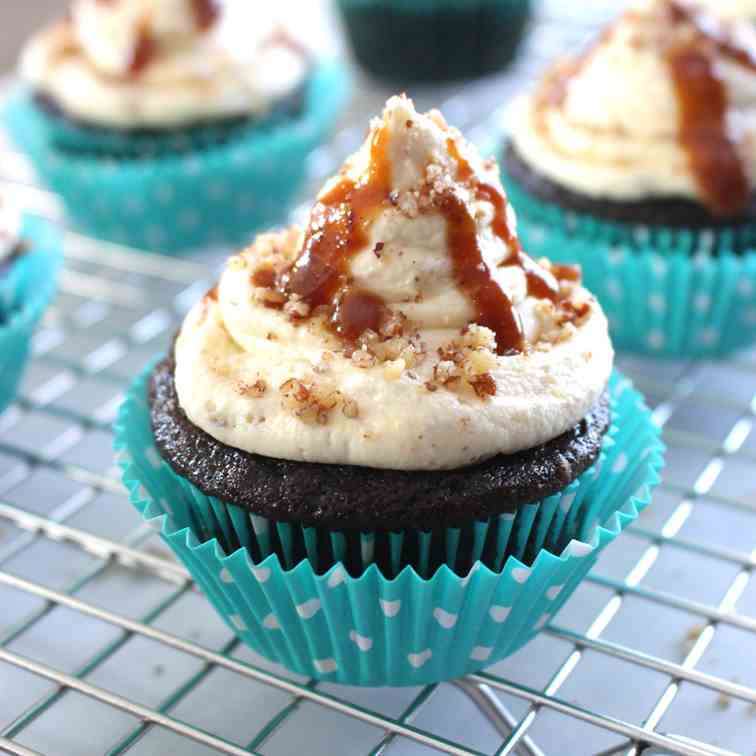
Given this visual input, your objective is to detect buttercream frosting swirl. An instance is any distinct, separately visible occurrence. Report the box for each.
[511,0,756,216]
[174,96,614,470]
[20,0,309,129]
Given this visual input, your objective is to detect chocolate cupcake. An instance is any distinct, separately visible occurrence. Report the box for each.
[117,96,663,685]
[502,0,756,356]
[0,196,62,413]
[4,0,348,253]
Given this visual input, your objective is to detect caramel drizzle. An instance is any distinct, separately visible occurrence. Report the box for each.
[128,23,155,76]
[537,0,756,218]
[282,124,393,341]
[666,1,756,216]
[667,45,750,216]
[98,0,221,78]
[191,0,221,31]
[272,123,566,355]
[446,138,561,353]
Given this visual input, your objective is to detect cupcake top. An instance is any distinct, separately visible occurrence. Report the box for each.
[20,0,310,130]
[0,197,22,268]
[174,95,613,471]
[511,0,756,217]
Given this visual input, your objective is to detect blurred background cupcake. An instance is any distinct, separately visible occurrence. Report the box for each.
[335,0,532,83]
[117,96,663,686]
[4,0,349,254]
[0,194,61,414]
[501,0,756,357]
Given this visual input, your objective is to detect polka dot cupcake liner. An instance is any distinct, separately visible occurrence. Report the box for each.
[115,366,664,686]
[0,214,62,415]
[25,86,309,158]
[3,62,349,254]
[502,167,756,358]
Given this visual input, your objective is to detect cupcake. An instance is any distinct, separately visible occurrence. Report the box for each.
[116,96,663,686]
[503,0,756,357]
[0,196,62,414]
[336,0,531,83]
[4,0,348,253]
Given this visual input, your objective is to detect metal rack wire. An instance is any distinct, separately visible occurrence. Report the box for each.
[0,3,755,754]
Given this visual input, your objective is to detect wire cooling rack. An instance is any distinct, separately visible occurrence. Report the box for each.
[0,2,755,755]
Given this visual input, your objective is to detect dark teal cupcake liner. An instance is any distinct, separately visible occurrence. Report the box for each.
[502,166,756,357]
[28,87,307,158]
[0,214,62,414]
[337,0,531,82]
[115,365,664,685]
[3,62,349,254]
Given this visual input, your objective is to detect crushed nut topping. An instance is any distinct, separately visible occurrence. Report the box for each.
[237,378,267,397]
[279,378,359,425]
[283,292,311,319]
[227,254,247,271]
[351,348,377,369]
[425,325,498,399]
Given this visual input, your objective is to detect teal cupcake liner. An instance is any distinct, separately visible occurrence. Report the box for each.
[0,214,62,414]
[502,167,756,358]
[27,87,308,158]
[115,366,664,685]
[3,62,349,254]
[337,0,531,82]
[117,362,619,580]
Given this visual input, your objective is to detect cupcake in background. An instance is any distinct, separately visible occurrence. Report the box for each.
[336,0,532,83]
[116,95,663,686]
[0,196,62,414]
[4,0,349,253]
[502,0,756,357]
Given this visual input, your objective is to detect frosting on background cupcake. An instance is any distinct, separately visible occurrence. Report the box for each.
[173,96,613,471]
[697,0,756,19]
[510,0,756,217]
[20,0,309,129]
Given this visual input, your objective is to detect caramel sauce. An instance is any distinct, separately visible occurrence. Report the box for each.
[665,1,756,217]
[191,0,220,31]
[268,122,567,353]
[668,44,750,216]
[550,263,582,283]
[252,266,276,289]
[100,1,220,79]
[668,0,756,69]
[332,290,387,341]
[438,190,525,354]
[283,123,392,340]
[128,25,155,76]
[446,137,561,352]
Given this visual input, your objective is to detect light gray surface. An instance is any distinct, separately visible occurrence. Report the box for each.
[0,1,755,754]
[0,1,61,72]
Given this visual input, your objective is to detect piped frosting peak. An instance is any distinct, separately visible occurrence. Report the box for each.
[173,96,614,470]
